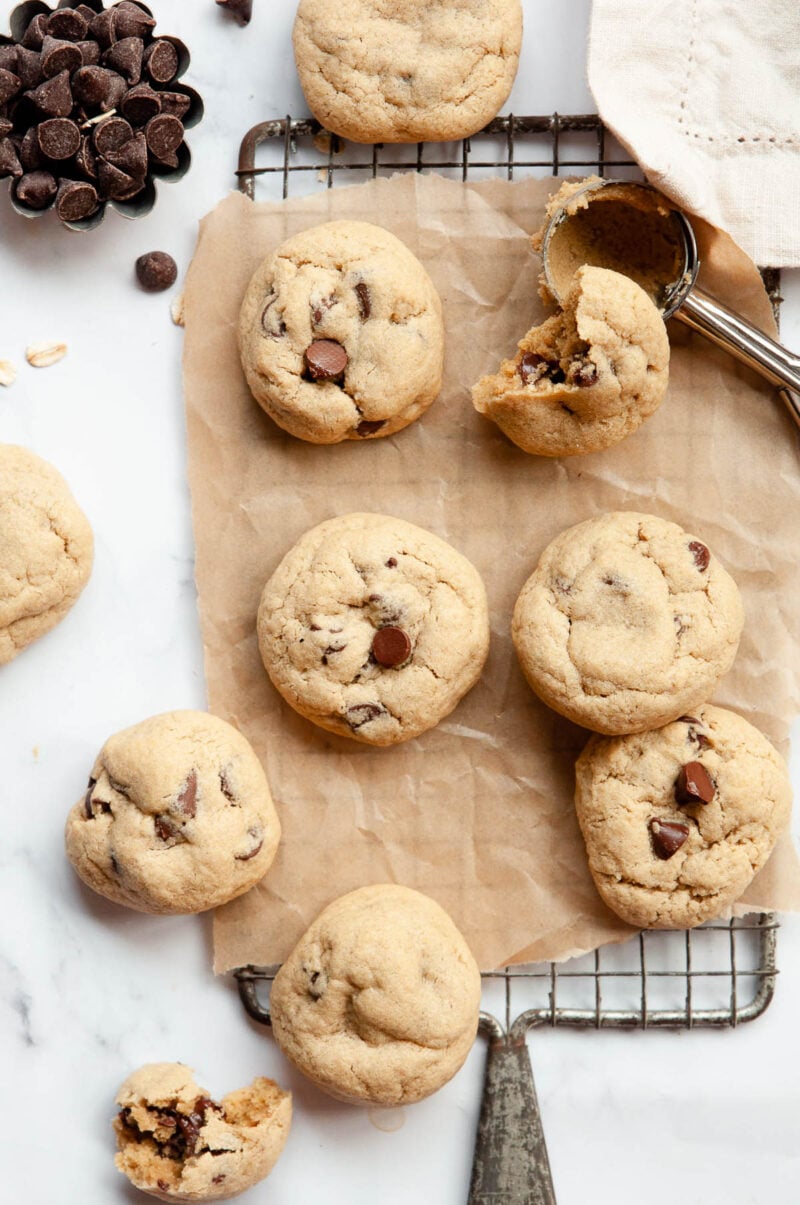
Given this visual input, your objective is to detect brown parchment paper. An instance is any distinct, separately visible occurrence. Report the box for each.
[179,174,800,974]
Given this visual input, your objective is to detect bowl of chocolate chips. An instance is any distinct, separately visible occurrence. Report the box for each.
[0,0,202,230]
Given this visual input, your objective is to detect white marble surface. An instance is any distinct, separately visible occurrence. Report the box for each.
[1,2,799,1203]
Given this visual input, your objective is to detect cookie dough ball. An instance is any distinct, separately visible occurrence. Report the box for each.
[292,0,523,144]
[575,706,792,929]
[512,513,744,734]
[239,220,444,444]
[65,711,280,913]
[0,444,93,665]
[472,266,670,456]
[257,513,490,746]
[270,885,481,1105]
[114,1063,291,1202]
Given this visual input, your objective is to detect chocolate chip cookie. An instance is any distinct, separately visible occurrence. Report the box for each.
[575,706,792,928]
[65,711,280,913]
[512,513,744,734]
[292,0,523,144]
[472,266,670,456]
[114,1063,291,1201]
[257,513,490,745]
[0,444,93,664]
[269,885,481,1105]
[239,220,444,444]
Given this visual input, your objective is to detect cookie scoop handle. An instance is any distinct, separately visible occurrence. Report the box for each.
[468,1015,556,1205]
[674,289,800,429]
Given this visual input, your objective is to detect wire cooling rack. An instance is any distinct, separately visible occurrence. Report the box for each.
[233,112,782,1204]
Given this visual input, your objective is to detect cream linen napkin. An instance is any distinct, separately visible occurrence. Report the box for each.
[588,0,800,267]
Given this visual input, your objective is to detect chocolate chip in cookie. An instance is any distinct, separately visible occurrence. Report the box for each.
[649,818,689,859]
[675,761,715,805]
[354,281,370,320]
[689,541,710,571]
[304,339,347,382]
[372,626,411,668]
[345,702,386,729]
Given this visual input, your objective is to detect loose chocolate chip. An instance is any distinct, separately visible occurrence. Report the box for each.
[650,818,689,859]
[0,67,21,105]
[156,90,191,120]
[74,4,100,21]
[103,36,144,85]
[18,127,44,170]
[176,769,197,817]
[235,827,264,861]
[105,130,147,178]
[89,9,119,49]
[135,250,177,291]
[144,38,179,84]
[346,702,386,729]
[688,540,710,571]
[15,45,43,88]
[216,0,254,25]
[114,2,157,40]
[74,38,100,66]
[40,36,83,79]
[83,777,98,819]
[570,360,598,387]
[75,135,97,179]
[305,339,347,382]
[56,179,98,222]
[675,761,715,805]
[26,69,73,117]
[355,281,370,320]
[355,418,386,436]
[93,115,133,155]
[120,82,161,124]
[0,137,22,178]
[372,626,411,668]
[72,64,126,111]
[97,156,140,200]
[144,112,183,158]
[37,117,80,160]
[386,557,397,568]
[47,9,89,42]
[0,117,12,139]
[0,46,18,72]
[22,14,49,51]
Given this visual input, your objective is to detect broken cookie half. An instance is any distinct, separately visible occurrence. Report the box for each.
[471,264,670,457]
[114,1063,291,1201]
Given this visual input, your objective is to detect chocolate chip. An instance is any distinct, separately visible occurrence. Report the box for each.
[93,115,133,155]
[144,38,178,84]
[212,1175,226,1186]
[120,82,161,124]
[37,117,80,160]
[14,46,43,89]
[0,67,21,105]
[355,281,371,320]
[570,360,598,387]
[355,419,386,436]
[103,35,144,85]
[144,112,183,159]
[372,626,411,668]
[0,46,18,73]
[83,777,98,819]
[22,14,49,51]
[649,818,689,859]
[0,137,22,178]
[97,156,140,200]
[235,827,264,861]
[689,540,710,571]
[219,767,237,803]
[74,4,100,21]
[386,557,397,568]
[216,0,254,25]
[18,127,44,170]
[72,64,126,110]
[135,250,177,291]
[0,117,12,138]
[114,2,157,40]
[89,9,118,49]
[176,769,197,817]
[26,69,73,117]
[675,761,715,805]
[518,352,565,386]
[47,9,89,42]
[155,814,180,842]
[56,179,98,222]
[346,702,386,729]
[105,130,147,178]
[304,339,347,382]
[40,35,83,78]
[75,135,97,179]
[157,1182,169,1194]
[155,90,191,120]
[76,39,101,66]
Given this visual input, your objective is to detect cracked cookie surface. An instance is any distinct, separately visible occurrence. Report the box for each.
[257,512,490,746]
[114,1063,291,1202]
[239,220,444,444]
[269,885,481,1105]
[574,705,792,928]
[65,711,280,913]
[472,266,670,456]
[0,444,93,665]
[512,512,744,734]
[292,0,523,144]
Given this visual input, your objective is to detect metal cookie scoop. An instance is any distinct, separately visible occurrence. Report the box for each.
[540,179,800,430]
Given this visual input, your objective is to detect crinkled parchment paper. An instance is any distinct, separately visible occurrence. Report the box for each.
[179,173,800,973]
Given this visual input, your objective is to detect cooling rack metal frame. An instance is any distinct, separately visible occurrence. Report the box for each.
[233,112,782,1205]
